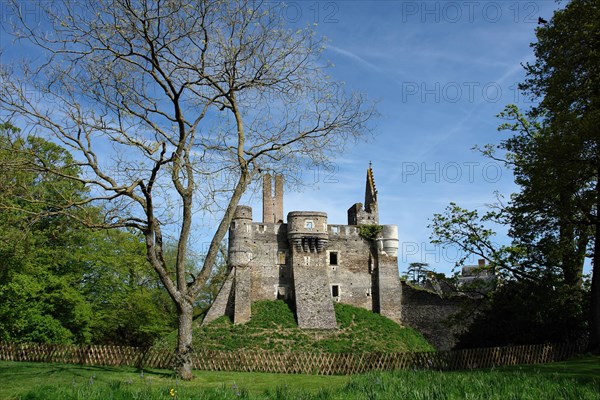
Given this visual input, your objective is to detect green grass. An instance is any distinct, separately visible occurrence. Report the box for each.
[154,300,434,353]
[0,361,349,399]
[500,354,600,383]
[2,356,599,399]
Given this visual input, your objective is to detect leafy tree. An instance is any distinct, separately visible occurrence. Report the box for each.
[80,229,177,347]
[466,105,592,285]
[456,276,589,348]
[0,0,374,378]
[430,114,593,347]
[0,125,93,343]
[519,0,600,352]
[432,0,600,352]
[0,125,176,346]
[405,262,430,286]
[429,201,537,281]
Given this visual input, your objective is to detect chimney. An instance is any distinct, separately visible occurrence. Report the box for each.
[262,174,273,223]
[273,175,283,223]
[262,174,284,223]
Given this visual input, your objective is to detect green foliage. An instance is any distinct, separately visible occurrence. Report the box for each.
[457,278,589,348]
[0,360,350,400]
[429,202,521,279]
[404,262,431,286]
[494,0,600,351]
[0,127,92,344]
[357,225,382,241]
[155,300,433,353]
[24,371,600,400]
[0,128,176,346]
[336,369,600,400]
[80,229,177,347]
[496,105,591,286]
[431,2,600,338]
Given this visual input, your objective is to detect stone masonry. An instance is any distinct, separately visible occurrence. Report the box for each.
[203,165,403,329]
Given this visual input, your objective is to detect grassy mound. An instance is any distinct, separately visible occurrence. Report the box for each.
[154,300,433,353]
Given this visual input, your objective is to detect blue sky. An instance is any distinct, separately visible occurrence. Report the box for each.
[238,0,565,276]
[1,1,574,276]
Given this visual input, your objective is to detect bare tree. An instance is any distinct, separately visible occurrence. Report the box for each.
[0,0,374,379]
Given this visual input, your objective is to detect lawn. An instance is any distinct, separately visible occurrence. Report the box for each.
[0,361,349,399]
[0,355,598,399]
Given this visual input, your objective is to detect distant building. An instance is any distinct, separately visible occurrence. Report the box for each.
[457,259,496,292]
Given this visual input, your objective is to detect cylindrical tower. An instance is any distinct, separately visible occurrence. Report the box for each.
[287,211,328,253]
[378,224,399,257]
[229,205,254,266]
[286,211,337,329]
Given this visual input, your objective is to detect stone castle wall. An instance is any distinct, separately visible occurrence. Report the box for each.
[325,228,375,311]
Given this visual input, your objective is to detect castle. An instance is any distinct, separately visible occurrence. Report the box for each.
[203,165,404,329]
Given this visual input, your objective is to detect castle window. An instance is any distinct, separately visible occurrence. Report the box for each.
[230,221,236,230]
[331,226,339,234]
[304,256,310,266]
[258,224,266,233]
[331,285,339,298]
[277,250,286,265]
[366,288,371,297]
[329,251,338,266]
[305,220,313,229]
[277,286,287,300]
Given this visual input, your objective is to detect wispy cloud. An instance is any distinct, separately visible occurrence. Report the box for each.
[326,44,383,72]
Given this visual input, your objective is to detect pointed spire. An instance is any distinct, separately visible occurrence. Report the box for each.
[365,162,377,213]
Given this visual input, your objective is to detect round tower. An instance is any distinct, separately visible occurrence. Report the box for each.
[378,224,399,257]
[229,205,254,266]
[287,211,328,253]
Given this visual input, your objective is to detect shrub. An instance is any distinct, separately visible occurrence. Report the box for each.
[357,225,382,241]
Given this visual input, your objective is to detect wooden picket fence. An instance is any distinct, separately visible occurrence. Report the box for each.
[0,341,585,375]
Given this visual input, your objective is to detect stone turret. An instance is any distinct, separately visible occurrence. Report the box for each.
[375,223,402,323]
[228,205,254,324]
[287,211,337,329]
[378,225,399,257]
[287,211,329,253]
[229,205,253,266]
[348,163,379,225]
[364,162,378,218]
[201,206,254,325]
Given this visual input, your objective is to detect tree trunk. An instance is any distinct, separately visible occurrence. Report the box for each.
[589,176,600,354]
[175,300,195,380]
[559,190,583,288]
